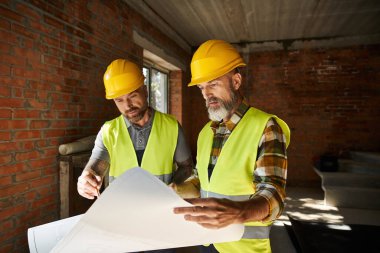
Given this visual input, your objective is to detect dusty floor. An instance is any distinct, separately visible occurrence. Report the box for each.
[271,186,380,253]
[176,186,380,253]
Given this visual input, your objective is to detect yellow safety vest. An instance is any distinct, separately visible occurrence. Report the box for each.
[197,107,290,253]
[102,111,178,184]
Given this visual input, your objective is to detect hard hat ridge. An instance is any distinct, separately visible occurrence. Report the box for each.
[188,40,246,86]
[103,59,145,99]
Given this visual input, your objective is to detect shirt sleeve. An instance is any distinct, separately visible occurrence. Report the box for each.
[252,118,288,221]
[89,126,110,163]
[173,122,192,163]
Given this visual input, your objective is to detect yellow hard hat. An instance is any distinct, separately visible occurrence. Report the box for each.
[103,59,145,99]
[188,40,246,86]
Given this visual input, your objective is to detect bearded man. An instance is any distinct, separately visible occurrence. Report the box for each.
[174,40,291,253]
[77,59,194,253]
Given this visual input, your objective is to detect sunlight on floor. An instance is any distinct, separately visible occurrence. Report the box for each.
[279,187,345,224]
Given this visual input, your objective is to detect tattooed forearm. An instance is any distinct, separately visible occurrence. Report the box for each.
[172,157,194,184]
[84,158,110,179]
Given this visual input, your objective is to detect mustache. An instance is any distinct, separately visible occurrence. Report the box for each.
[125,107,139,113]
[206,97,220,107]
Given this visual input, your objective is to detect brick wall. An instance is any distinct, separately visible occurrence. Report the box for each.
[181,45,380,187]
[0,0,189,252]
[169,70,183,123]
[244,45,380,186]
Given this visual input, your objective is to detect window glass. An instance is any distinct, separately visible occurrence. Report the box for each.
[143,67,168,113]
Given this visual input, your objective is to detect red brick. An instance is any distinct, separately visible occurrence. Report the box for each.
[0,119,27,129]
[31,194,56,209]
[34,185,52,196]
[15,170,41,182]
[0,184,29,198]
[0,219,14,231]
[15,2,41,21]
[29,157,55,168]
[0,86,11,97]
[51,120,74,128]
[0,64,10,76]
[0,77,26,86]
[12,67,40,79]
[0,176,12,186]
[0,17,10,30]
[0,41,11,53]
[1,162,25,176]
[24,90,37,99]
[50,102,68,110]
[13,109,40,118]
[0,222,28,243]
[42,166,57,177]
[57,111,76,118]
[15,150,40,161]
[0,142,18,152]
[29,175,55,188]
[12,23,39,39]
[0,109,12,118]
[42,147,58,157]
[43,15,64,29]
[42,54,61,66]
[13,87,22,97]
[0,98,24,108]
[20,140,35,150]
[0,131,10,141]
[34,139,49,148]
[41,111,55,119]
[14,130,41,139]
[0,154,12,165]
[30,120,50,128]
[27,99,48,109]
[18,209,41,224]
[0,6,24,23]
[0,243,13,253]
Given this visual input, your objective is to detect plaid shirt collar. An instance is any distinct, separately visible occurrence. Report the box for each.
[210,100,250,133]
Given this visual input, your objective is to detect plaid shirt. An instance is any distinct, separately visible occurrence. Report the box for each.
[208,101,288,221]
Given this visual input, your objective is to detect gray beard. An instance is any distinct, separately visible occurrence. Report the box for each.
[206,85,238,122]
[208,106,229,122]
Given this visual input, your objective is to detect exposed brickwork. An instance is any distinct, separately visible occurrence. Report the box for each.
[0,0,190,252]
[245,45,380,186]
[169,70,183,123]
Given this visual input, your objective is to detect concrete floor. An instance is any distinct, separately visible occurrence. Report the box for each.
[271,186,380,253]
[176,186,380,253]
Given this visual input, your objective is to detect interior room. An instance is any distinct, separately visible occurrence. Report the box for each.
[1,0,379,252]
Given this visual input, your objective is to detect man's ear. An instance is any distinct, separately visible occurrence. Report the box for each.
[232,73,242,90]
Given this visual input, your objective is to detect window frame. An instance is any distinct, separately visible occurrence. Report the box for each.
[143,62,169,113]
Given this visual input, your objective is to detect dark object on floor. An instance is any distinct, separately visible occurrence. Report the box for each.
[318,153,338,172]
[285,215,380,253]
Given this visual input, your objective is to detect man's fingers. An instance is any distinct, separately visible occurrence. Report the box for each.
[173,206,220,217]
[185,198,222,208]
[77,169,102,199]
[80,170,101,188]
[183,215,226,229]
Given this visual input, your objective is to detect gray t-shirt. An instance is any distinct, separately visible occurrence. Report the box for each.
[90,110,191,165]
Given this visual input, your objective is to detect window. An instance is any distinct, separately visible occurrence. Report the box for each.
[143,66,168,113]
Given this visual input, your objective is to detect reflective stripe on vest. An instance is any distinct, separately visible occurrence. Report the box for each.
[102,111,178,181]
[200,189,272,239]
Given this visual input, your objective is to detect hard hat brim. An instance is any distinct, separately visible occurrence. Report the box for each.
[188,61,246,86]
[105,75,144,99]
